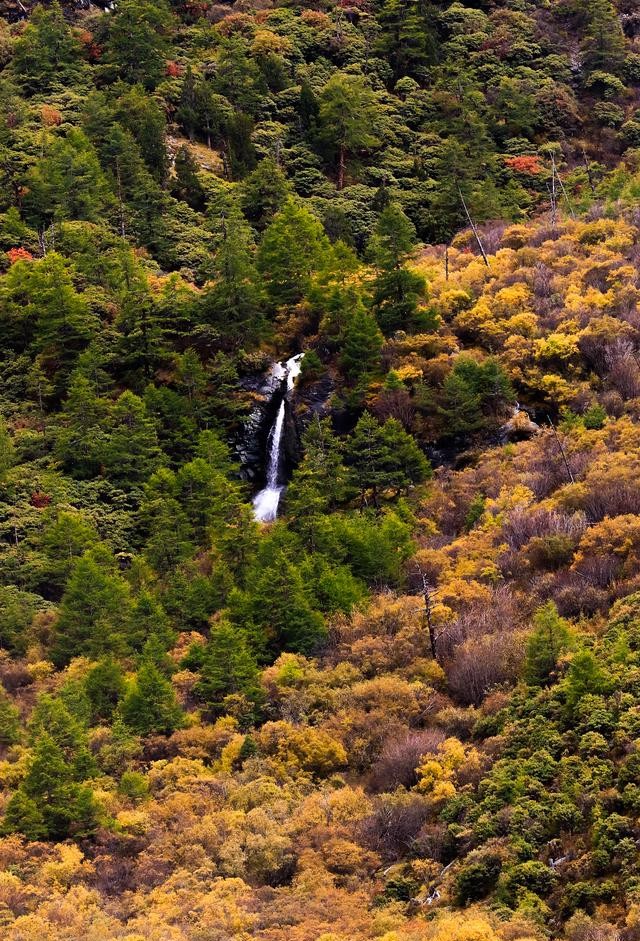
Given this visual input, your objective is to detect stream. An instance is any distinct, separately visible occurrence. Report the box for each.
[252,353,304,522]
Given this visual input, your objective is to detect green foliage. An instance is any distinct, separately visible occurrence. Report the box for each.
[40,509,99,587]
[85,658,126,722]
[314,509,415,585]
[54,373,108,478]
[51,547,134,667]
[464,494,486,531]
[105,0,173,89]
[369,203,428,334]
[1,4,640,929]
[318,72,381,189]
[25,131,111,228]
[102,391,163,485]
[11,1,85,94]
[201,207,266,345]
[583,403,607,429]
[439,357,515,436]
[524,602,573,686]
[229,540,327,658]
[191,620,263,718]
[120,660,184,735]
[340,305,384,382]
[257,199,329,306]
[456,853,503,904]
[11,733,97,840]
[171,146,205,210]
[0,587,44,653]
[287,417,350,523]
[118,770,149,801]
[563,648,611,715]
[344,412,431,505]
[0,418,16,480]
[0,685,20,747]
[376,0,437,82]
[582,0,627,76]
[499,861,557,906]
[241,157,291,229]
[1,254,97,383]
[3,695,98,841]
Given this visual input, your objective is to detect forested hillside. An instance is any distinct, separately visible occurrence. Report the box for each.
[2,1,640,939]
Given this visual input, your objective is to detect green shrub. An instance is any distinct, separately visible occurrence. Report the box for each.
[455,853,503,904]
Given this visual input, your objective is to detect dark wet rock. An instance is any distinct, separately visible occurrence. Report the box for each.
[235,363,284,483]
[500,408,540,442]
[294,371,337,421]
[235,359,336,486]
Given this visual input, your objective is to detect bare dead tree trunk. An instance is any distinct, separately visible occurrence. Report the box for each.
[338,143,346,191]
[116,160,126,239]
[552,154,575,219]
[458,187,489,267]
[547,416,575,484]
[550,153,558,230]
[413,566,443,662]
[582,147,596,197]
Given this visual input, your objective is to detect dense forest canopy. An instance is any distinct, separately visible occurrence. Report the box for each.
[2,0,640,938]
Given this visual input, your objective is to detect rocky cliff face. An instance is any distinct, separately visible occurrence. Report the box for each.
[235,362,285,485]
[236,359,336,488]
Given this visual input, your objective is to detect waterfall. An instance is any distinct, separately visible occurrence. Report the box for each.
[252,353,304,522]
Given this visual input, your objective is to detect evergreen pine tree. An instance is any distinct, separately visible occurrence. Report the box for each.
[230,549,327,657]
[177,66,198,139]
[106,0,173,89]
[345,413,429,505]
[318,72,381,190]
[2,254,97,380]
[201,207,265,345]
[51,548,134,667]
[120,660,184,735]
[344,412,395,507]
[369,204,427,334]
[12,1,85,95]
[0,418,15,480]
[563,648,610,715]
[55,372,108,478]
[4,695,99,841]
[20,733,97,840]
[172,146,206,210]
[438,371,484,436]
[102,391,163,485]
[581,0,626,76]
[115,86,169,183]
[375,0,438,82]
[381,418,431,490]
[85,658,126,722]
[524,602,574,687]
[287,417,350,523]
[143,495,195,575]
[257,199,330,307]
[2,791,47,841]
[340,305,383,382]
[0,684,20,747]
[194,620,263,717]
[28,695,93,773]
[241,157,291,229]
[25,130,111,227]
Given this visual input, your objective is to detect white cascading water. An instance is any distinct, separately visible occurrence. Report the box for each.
[252,353,304,522]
